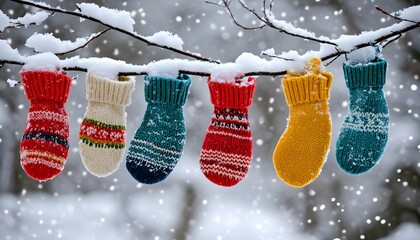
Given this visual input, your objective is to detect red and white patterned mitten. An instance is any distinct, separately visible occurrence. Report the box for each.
[199,77,256,187]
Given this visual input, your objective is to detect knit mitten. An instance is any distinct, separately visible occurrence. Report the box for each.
[336,59,389,174]
[19,71,72,181]
[79,73,135,177]
[199,77,256,187]
[273,58,333,188]
[126,74,191,184]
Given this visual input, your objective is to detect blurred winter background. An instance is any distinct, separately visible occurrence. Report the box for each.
[1,0,419,239]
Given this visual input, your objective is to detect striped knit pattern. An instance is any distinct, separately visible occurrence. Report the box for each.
[336,59,389,174]
[19,71,71,181]
[79,73,135,177]
[79,118,125,149]
[199,77,256,187]
[273,57,333,188]
[126,74,191,184]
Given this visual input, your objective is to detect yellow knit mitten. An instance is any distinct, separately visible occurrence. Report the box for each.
[273,57,333,188]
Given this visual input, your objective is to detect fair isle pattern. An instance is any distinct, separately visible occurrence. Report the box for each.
[28,111,68,123]
[200,149,251,177]
[206,130,252,140]
[200,107,253,186]
[127,143,179,169]
[201,163,247,180]
[129,146,180,162]
[211,108,250,130]
[79,118,125,149]
[22,131,69,147]
[132,139,183,155]
[342,111,389,133]
[21,150,66,164]
[21,157,64,170]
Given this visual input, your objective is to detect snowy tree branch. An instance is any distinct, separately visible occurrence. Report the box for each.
[0,10,50,33]
[55,28,110,56]
[1,17,47,33]
[375,6,418,24]
[209,0,338,46]
[9,0,220,64]
[0,1,419,79]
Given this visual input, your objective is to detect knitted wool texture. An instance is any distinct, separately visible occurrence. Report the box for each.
[126,74,191,184]
[273,58,333,188]
[20,71,71,181]
[79,73,135,177]
[336,59,389,174]
[200,77,256,187]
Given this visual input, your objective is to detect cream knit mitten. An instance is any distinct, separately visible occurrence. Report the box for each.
[79,73,135,177]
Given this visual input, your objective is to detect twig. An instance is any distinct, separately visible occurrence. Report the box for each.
[382,33,402,48]
[325,54,340,66]
[261,52,293,61]
[204,1,224,7]
[118,70,211,77]
[221,0,266,30]
[244,71,285,77]
[375,6,417,24]
[3,22,37,32]
[0,60,24,66]
[233,0,337,46]
[262,0,270,22]
[237,0,267,24]
[324,47,342,66]
[55,28,110,56]
[10,0,220,64]
[269,0,274,11]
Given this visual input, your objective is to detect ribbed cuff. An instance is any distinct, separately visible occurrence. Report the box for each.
[144,74,191,106]
[207,77,256,109]
[20,71,72,104]
[343,59,387,89]
[86,73,135,106]
[282,71,333,106]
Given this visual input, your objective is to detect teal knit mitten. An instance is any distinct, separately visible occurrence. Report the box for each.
[336,59,389,174]
[126,74,191,184]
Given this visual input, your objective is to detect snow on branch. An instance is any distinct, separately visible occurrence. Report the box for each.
[0,9,49,33]
[25,28,110,55]
[77,3,135,33]
[0,1,419,80]
[216,0,420,64]
[145,31,184,51]
[207,0,337,45]
[9,0,220,64]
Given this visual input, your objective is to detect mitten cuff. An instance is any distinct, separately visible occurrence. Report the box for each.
[207,77,256,109]
[144,74,191,106]
[343,59,387,89]
[282,71,333,106]
[86,73,135,106]
[20,71,72,104]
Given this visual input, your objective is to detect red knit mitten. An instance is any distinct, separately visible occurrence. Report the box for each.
[199,77,256,187]
[19,71,72,181]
